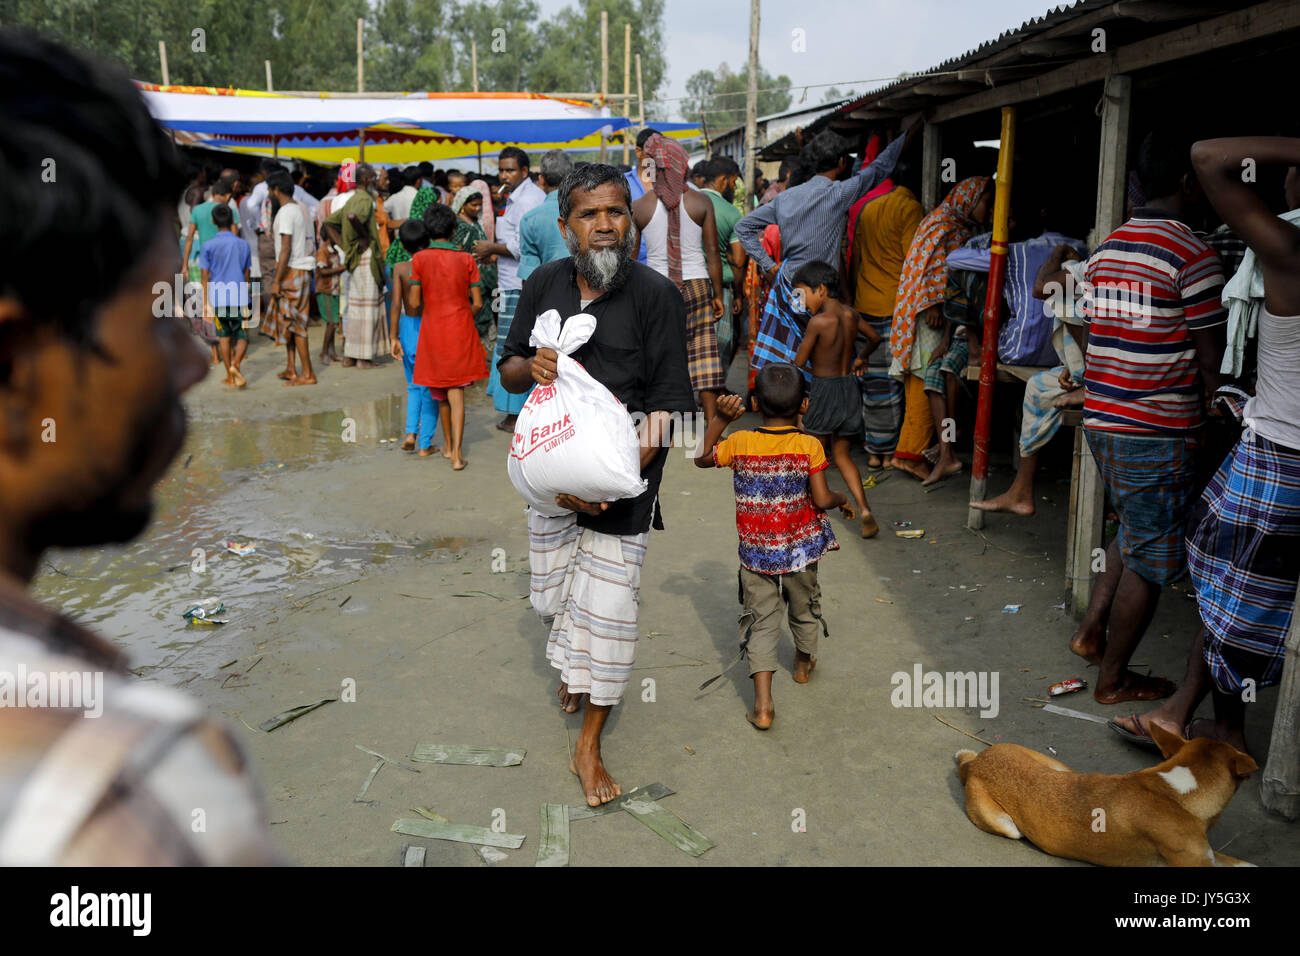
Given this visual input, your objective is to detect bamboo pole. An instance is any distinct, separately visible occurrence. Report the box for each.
[358,129,365,163]
[966,107,1016,531]
[622,23,631,165]
[159,41,169,86]
[265,60,273,93]
[743,0,760,212]
[636,54,645,127]
[272,133,279,160]
[471,40,478,92]
[356,18,364,93]
[600,11,609,163]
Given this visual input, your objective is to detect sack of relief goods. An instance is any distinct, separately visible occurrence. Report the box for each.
[507,309,646,517]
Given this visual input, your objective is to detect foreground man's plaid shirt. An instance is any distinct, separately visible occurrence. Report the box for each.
[0,581,282,865]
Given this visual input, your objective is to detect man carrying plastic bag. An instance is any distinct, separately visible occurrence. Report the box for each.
[498,164,694,808]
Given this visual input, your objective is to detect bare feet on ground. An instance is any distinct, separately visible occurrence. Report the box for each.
[1068,625,1105,666]
[746,705,774,730]
[793,650,816,684]
[1094,672,1176,704]
[356,359,376,369]
[570,741,621,806]
[893,458,930,482]
[401,434,416,451]
[282,375,317,386]
[230,368,247,388]
[867,454,883,469]
[860,513,879,538]
[971,490,1035,516]
[277,369,294,380]
[417,446,442,458]
[556,681,582,713]
[340,357,356,367]
[921,458,963,486]
[1184,717,1250,754]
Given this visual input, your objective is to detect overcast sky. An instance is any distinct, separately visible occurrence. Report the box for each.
[536,0,1065,120]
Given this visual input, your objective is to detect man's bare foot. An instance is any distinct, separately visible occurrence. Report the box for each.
[283,374,317,386]
[1094,672,1176,705]
[1053,389,1085,409]
[452,457,467,471]
[556,681,583,714]
[866,454,883,469]
[230,368,247,388]
[1111,711,1182,743]
[922,444,940,465]
[277,369,294,380]
[570,741,621,806]
[356,359,375,369]
[860,513,879,538]
[318,351,332,366]
[922,458,963,486]
[1068,625,1106,666]
[793,651,816,684]
[893,458,930,481]
[401,434,416,451]
[1185,717,1250,755]
[340,357,356,367]
[441,447,453,460]
[221,374,236,387]
[971,490,1035,516]
[746,706,774,730]
[882,455,894,469]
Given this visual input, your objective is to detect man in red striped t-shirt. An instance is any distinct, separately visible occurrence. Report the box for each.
[1064,131,1227,707]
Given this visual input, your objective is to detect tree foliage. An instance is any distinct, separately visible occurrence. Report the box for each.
[681,61,792,133]
[0,0,667,109]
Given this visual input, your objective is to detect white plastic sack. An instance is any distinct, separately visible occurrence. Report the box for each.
[508,309,647,517]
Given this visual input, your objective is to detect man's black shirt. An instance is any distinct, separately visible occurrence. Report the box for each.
[499,257,695,535]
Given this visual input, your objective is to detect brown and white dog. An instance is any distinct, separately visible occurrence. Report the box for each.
[955,722,1257,866]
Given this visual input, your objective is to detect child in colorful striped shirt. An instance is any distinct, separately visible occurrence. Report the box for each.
[695,363,850,730]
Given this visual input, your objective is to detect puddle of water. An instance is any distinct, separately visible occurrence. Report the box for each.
[32,396,481,674]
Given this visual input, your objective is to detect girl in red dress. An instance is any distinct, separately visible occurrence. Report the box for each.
[411,204,486,470]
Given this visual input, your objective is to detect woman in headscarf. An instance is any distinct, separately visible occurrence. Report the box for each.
[889,175,992,482]
[632,132,726,421]
[451,185,498,339]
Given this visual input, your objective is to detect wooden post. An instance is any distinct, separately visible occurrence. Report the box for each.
[265,60,273,93]
[159,41,169,86]
[921,122,942,211]
[622,22,631,166]
[600,10,609,163]
[1068,74,1130,615]
[636,54,645,128]
[471,40,478,92]
[358,129,365,163]
[967,107,1015,531]
[1262,582,1300,819]
[272,133,279,160]
[743,0,760,213]
[357,18,364,93]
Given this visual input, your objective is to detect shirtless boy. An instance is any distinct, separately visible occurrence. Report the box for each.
[792,260,881,538]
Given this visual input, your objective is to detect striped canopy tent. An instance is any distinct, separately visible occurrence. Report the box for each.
[141,85,701,165]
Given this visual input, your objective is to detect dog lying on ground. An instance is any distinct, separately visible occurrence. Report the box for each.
[955,722,1257,866]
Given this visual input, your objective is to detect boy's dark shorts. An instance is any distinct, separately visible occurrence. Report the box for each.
[802,374,861,436]
[214,307,247,340]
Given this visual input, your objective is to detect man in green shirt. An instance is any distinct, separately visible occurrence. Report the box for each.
[698,157,747,373]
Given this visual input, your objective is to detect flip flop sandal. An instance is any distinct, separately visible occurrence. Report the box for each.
[1106,713,1162,753]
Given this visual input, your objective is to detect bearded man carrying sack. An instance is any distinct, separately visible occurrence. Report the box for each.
[497,163,694,809]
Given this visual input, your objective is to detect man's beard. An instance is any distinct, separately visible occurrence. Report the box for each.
[564,224,638,292]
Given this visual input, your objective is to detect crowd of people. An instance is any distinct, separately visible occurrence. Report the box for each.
[171,117,1300,801]
[0,23,1294,864]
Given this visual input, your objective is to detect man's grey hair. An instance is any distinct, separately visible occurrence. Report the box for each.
[540,150,574,188]
[557,163,632,220]
[356,162,377,184]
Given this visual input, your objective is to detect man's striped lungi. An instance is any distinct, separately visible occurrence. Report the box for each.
[528,511,647,706]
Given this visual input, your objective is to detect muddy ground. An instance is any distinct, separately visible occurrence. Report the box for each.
[34,326,1298,866]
